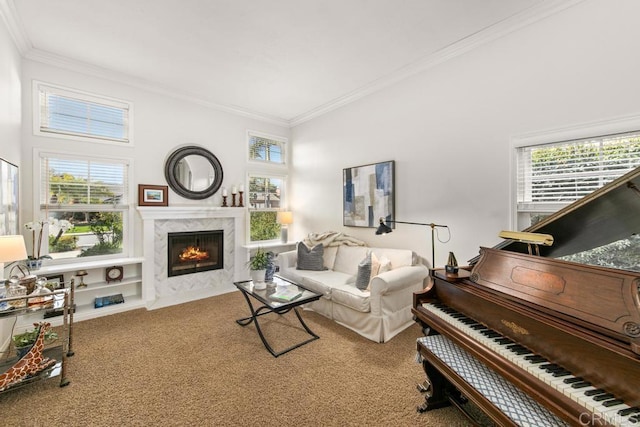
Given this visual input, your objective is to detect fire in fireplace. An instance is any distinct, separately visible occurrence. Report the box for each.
[168,230,224,277]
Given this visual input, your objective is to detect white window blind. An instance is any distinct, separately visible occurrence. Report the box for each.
[516,131,640,209]
[37,82,131,144]
[41,154,129,209]
[248,132,286,165]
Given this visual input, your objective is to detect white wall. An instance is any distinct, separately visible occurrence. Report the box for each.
[0,16,21,170]
[19,60,291,257]
[290,0,640,267]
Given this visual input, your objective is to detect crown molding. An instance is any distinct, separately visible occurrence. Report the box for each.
[3,0,584,129]
[0,0,31,54]
[289,0,585,127]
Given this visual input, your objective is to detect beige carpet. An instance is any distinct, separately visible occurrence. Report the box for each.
[0,291,473,426]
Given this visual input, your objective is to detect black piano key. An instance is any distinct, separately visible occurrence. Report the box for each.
[564,377,583,384]
[495,337,513,345]
[539,363,558,369]
[571,381,592,389]
[592,393,615,401]
[617,407,640,416]
[525,355,546,362]
[603,399,624,407]
[584,388,606,396]
[630,415,640,423]
[470,324,486,330]
[552,370,572,377]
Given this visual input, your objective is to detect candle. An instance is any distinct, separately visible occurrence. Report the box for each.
[222,188,227,197]
[232,186,237,194]
[239,184,244,192]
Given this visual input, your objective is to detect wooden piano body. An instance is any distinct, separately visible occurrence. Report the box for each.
[413,167,640,426]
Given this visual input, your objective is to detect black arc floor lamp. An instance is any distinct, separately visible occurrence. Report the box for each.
[375,218,449,268]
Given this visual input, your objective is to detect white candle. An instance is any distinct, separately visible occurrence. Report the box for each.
[239,184,244,192]
[222,188,227,197]
[232,186,237,194]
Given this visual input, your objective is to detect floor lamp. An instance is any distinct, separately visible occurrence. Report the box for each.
[375,218,449,268]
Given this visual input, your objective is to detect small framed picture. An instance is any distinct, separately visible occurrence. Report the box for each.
[138,184,168,206]
[44,273,65,290]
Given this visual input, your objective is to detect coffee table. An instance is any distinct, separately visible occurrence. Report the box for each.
[234,275,322,357]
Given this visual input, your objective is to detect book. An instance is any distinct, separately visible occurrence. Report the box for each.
[269,287,303,302]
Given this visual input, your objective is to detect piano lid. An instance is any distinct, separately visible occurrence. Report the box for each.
[496,165,640,259]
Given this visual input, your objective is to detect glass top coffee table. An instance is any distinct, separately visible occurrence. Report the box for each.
[234,275,322,357]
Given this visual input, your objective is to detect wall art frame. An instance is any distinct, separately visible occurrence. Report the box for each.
[138,184,168,207]
[0,157,19,235]
[343,160,395,227]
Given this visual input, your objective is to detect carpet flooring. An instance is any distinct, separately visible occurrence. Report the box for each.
[0,291,473,426]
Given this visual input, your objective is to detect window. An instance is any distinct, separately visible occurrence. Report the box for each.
[247,174,285,243]
[37,151,131,261]
[248,131,286,165]
[514,130,640,270]
[34,81,132,144]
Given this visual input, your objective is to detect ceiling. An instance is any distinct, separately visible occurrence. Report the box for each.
[3,0,576,126]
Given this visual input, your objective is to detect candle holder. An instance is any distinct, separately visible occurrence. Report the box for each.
[222,195,228,207]
[231,193,237,207]
[238,191,244,207]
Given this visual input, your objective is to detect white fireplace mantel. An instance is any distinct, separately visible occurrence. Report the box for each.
[137,206,246,309]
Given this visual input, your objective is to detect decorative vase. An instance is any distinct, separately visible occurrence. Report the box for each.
[264,252,276,282]
[250,269,267,290]
[26,259,42,270]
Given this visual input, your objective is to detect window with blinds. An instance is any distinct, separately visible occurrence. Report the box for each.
[35,81,132,144]
[516,131,640,218]
[39,152,130,260]
[248,131,286,165]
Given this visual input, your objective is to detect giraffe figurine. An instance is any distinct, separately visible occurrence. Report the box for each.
[0,322,57,391]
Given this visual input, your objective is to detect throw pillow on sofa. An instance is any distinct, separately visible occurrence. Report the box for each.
[297,242,327,271]
[355,251,372,290]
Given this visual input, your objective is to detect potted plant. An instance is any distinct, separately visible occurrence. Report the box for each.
[247,247,270,290]
[12,326,58,358]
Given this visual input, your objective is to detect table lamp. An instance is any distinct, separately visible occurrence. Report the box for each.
[0,235,28,277]
[276,211,293,243]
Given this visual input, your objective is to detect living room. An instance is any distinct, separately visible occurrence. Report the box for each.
[1,1,640,425]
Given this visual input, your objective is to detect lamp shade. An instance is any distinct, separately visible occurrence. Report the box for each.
[0,235,28,263]
[276,211,293,225]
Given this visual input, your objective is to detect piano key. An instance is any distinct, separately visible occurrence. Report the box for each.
[618,407,640,416]
[584,388,606,396]
[593,393,615,401]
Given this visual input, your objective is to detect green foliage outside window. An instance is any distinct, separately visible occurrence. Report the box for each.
[250,211,280,242]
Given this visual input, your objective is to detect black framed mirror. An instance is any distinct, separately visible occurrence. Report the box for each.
[165,146,224,200]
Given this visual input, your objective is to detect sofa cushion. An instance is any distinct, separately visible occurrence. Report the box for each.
[298,271,355,299]
[296,242,326,271]
[330,283,371,313]
[355,251,372,290]
[333,246,369,275]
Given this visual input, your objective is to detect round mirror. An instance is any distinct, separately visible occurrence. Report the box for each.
[165,146,224,200]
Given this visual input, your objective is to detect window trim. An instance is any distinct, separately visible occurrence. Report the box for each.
[33,149,135,264]
[509,114,640,230]
[33,80,135,146]
[246,129,288,168]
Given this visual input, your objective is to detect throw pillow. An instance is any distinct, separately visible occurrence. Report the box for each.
[355,251,372,290]
[378,256,392,274]
[296,242,326,271]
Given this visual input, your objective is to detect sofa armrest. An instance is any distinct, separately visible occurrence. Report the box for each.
[369,264,429,295]
[278,249,297,270]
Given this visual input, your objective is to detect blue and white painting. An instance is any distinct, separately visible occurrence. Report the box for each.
[343,160,394,227]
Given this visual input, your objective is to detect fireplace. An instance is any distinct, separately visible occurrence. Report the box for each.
[167,230,224,277]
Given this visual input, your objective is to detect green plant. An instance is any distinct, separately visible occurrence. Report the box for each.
[12,327,58,348]
[247,247,270,270]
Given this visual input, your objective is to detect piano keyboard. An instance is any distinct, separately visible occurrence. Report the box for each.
[422,302,640,426]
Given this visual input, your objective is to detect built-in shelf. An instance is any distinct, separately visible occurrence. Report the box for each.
[34,257,145,276]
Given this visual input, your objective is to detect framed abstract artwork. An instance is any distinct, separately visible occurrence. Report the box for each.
[343,160,394,227]
[0,158,19,235]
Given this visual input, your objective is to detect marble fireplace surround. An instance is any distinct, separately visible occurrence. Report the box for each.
[137,207,245,310]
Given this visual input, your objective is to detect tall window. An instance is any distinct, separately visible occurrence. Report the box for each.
[247,131,288,243]
[515,130,640,270]
[34,81,132,144]
[37,151,130,261]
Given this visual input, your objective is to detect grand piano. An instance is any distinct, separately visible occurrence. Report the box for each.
[413,166,640,426]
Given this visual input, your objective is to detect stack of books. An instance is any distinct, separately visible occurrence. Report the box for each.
[269,287,303,302]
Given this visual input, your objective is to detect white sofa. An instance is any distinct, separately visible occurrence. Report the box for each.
[278,244,429,343]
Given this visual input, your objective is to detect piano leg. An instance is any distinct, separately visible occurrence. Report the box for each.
[417,359,458,412]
